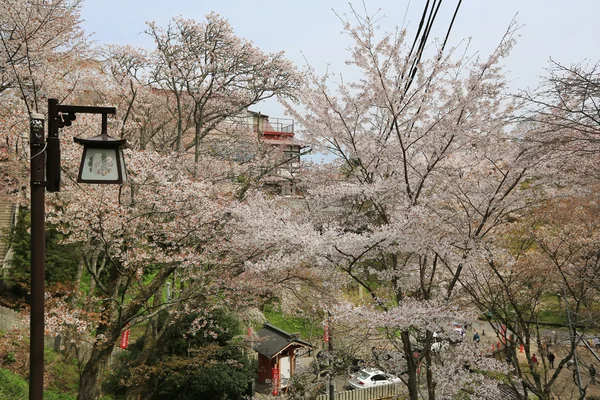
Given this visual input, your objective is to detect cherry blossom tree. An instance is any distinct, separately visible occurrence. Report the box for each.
[457,195,600,400]
[230,4,556,399]
[522,60,600,145]
[47,45,300,400]
[0,6,305,395]
[96,45,174,151]
[0,0,91,198]
[520,59,600,185]
[145,13,301,160]
[29,13,305,398]
[48,141,242,399]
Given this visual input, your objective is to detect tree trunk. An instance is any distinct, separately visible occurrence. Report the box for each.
[125,293,165,400]
[125,321,173,400]
[194,120,201,163]
[84,252,101,307]
[79,258,119,400]
[77,339,115,400]
[71,256,85,307]
[80,263,176,399]
[402,331,419,400]
[124,327,156,400]
[425,347,435,400]
[173,80,183,152]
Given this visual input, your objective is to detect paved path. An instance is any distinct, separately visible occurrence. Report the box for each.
[254,322,600,398]
[470,320,595,347]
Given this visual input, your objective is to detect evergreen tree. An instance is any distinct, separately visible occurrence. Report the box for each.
[5,208,80,295]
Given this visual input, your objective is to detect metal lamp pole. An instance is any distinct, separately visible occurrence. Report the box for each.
[29,113,46,400]
[27,99,123,400]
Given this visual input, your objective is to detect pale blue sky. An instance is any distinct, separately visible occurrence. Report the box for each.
[80,0,600,118]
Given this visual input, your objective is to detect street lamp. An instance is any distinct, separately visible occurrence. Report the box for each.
[29,98,126,400]
[74,113,127,184]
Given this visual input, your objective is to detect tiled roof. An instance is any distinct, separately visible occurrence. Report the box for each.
[253,323,312,359]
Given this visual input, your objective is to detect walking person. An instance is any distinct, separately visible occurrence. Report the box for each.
[473,332,480,344]
[590,365,597,385]
[531,353,538,367]
[548,351,555,369]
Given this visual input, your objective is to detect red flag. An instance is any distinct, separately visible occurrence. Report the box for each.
[271,367,280,395]
[119,328,130,349]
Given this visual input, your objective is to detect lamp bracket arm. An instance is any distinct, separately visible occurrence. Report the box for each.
[49,99,116,131]
[56,104,117,115]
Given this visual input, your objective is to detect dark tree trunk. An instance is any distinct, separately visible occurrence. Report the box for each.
[425,347,436,400]
[194,120,201,163]
[402,331,419,400]
[70,256,85,307]
[78,264,176,399]
[77,339,116,400]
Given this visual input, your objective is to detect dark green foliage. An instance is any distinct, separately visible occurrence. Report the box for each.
[100,350,137,399]
[5,208,80,292]
[3,352,16,363]
[164,308,240,352]
[104,309,256,400]
[151,346,255,400]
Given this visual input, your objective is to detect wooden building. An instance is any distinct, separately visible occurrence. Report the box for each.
[253,323,312,389]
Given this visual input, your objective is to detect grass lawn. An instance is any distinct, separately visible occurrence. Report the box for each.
[262,305,322,342]
[537,309,567,325]
[0,368,76,400]
[128,321,147,343]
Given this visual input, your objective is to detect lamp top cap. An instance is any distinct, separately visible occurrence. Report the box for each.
[30,113,45,120]
[74,133,127,147]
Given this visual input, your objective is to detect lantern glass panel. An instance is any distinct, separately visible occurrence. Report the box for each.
[80,147,120,181]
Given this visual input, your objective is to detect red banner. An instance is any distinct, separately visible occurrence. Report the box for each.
[271,367,280,395]
[119,328,130,349]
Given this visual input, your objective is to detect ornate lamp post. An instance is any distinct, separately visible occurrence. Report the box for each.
[29,98,127,400]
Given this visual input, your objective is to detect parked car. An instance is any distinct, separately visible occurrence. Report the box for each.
[431,335,450,352]
[448,323,466,343]
[453,322,465,334]
[413,332,450,352]
[348,368,401,390]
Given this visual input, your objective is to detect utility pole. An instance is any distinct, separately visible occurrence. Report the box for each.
[328,316,334,400]
[563,289,586,399]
